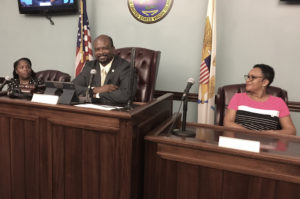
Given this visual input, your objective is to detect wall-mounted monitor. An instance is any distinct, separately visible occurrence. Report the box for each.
[18,0,78,14]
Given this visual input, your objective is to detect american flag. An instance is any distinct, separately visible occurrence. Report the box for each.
[75,0,93,76]
[199,55,211,84]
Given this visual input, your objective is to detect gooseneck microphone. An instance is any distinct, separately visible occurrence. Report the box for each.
[168,77,196,137]
[88,69,97,90]
[0,76,11,91]
[78,69,97,103]
[181,77,195,100]
[85,69,97,102]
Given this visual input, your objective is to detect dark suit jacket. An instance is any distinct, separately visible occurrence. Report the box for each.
[72,55,136,104]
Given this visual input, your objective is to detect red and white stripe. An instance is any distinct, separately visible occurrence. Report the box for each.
[75,0,93,77]
[199,61,209,84]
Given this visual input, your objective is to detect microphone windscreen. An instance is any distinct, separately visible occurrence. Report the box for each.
[187,77,195,85]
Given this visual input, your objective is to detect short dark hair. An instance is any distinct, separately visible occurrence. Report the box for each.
[253,64,274,87]
[94,34,115,48]
[13,57,36,79]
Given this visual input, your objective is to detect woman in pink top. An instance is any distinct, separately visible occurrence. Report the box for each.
[224,64,296,135]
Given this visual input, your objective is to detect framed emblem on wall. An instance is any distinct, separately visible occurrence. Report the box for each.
[128,0,174,23]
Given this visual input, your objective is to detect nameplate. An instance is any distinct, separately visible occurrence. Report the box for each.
[218,136,260,153]
[31,94,59,105]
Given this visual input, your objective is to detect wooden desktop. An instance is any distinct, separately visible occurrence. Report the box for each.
[0,93,173,199]
[1,93,300,199]
[144,122,300,199]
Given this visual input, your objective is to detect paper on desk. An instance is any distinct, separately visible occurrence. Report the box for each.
[75,104,123,110]
[219,136,260,153]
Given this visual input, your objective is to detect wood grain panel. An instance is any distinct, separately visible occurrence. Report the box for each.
[64,128,83,199]
[99,130,118,199]
[10,118,27,199]
[39,118,52,199]
[0,94,173,199]
[82,130,100,199]
[274,181,300,199]
[176,163,199,199]
[0,117,11,199]
[144,119,300,199]
[159,159,177,199]
[198,167,223,199]
[48,115,120,133]
[221,171,253,199]
[143,141,159,199]
[52,125,65,199]
[146,140,300,199]
[156,143,300,184]
[24,119,39,199]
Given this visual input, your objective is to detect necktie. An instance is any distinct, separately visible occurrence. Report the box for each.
[101,68,107,86]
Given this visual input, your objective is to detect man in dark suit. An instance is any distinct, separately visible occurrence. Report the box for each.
[73,34,136,104]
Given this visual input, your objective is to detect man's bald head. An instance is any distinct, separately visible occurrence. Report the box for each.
[94,34,114,48]
[93,34,115,66]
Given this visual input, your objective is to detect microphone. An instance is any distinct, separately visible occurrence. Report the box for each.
[0,76,11,91]
[181,78,195,100]
[84,69,97,102]
[169,77,196,137]
[88,69,97,90]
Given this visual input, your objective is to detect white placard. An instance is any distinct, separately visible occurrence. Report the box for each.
[31,94,59,105]
[75,104,123,110]
[219,136,260,153]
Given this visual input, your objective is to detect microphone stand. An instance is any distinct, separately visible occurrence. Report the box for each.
[182,98,188,131]
[85,88,92,103]
[82,67,97,103]
[125,48,136,110]
[79,82,92,103]
[172,94,195,137]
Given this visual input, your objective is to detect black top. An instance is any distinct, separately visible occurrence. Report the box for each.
[7,77,45,99]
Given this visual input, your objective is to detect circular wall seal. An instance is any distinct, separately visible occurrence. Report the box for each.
[128,0,173,24]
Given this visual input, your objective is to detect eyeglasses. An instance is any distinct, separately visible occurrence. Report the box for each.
[244,75,264,81]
